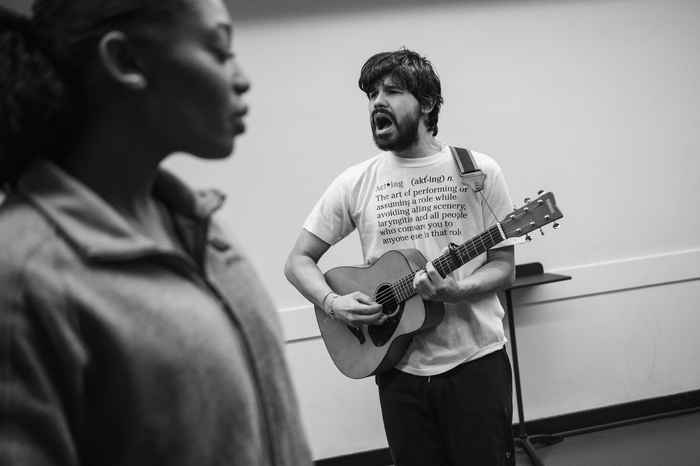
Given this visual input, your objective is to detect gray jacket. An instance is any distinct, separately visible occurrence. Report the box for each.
[0,159,312,465]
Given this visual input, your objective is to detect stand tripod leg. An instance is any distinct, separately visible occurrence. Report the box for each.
[506,290,564,465]
[516,437,545,466]
[528,433,564,447]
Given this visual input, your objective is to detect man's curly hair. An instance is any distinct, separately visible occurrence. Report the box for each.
[359,48,444,136]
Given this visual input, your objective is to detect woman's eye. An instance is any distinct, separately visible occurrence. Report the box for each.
[213,49,234,63]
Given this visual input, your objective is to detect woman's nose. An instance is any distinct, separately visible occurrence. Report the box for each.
[231,61,250,95]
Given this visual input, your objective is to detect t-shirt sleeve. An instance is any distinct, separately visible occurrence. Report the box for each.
[478,154,525,248]
[303,171,357,246]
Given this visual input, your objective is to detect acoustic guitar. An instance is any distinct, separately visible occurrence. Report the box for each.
[316,191,563,379]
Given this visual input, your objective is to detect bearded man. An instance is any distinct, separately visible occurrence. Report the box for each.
[285,49,520,466]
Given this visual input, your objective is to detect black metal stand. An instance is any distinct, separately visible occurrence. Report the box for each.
[504,262,571,466]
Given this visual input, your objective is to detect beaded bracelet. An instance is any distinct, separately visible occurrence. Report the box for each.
[328,294,339,320]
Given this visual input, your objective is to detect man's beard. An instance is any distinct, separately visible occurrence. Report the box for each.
[371,107,421,152]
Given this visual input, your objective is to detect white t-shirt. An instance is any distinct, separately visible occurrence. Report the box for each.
[304,146,520,376]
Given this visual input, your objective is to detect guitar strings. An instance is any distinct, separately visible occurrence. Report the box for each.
[374,227,501,304]
[371,225,503,306]
[372,196,549,305]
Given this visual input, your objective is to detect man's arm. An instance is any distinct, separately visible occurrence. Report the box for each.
[413,245,515,304]
[284,229,386,326]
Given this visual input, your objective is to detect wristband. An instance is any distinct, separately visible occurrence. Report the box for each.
[321,291,334,309]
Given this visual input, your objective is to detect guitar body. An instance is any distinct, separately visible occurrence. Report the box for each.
[313,191,563,379]
[315,249,444,379]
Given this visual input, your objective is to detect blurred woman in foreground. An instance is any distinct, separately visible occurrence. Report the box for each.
[0,0,311,464]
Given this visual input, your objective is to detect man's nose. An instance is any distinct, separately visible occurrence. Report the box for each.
[373,91,388,108]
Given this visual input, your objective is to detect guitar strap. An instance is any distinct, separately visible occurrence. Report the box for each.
[449,146,485,192]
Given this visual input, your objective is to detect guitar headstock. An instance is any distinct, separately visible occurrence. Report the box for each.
[500,191,563,240]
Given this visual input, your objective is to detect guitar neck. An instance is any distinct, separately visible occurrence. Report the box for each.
[391,223,505,303]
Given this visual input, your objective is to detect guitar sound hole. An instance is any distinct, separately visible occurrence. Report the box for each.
[367,284,404,347]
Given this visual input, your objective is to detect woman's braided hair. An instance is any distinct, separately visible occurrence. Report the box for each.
[0,0,194,192]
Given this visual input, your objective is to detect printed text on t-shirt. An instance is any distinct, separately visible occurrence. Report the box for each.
[374,174,470,245]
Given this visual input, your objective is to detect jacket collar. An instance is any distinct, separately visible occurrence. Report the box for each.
[18,158,226,261]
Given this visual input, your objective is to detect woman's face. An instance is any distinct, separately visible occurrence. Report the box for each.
[142,0,249,159]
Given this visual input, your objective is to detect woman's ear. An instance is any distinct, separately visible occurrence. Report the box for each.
[98,31,147,90]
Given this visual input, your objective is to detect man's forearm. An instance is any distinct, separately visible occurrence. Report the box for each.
[456,247,515,303]
[284,255,333,309]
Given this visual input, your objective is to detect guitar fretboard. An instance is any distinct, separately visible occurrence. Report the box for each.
[388,224,505,304]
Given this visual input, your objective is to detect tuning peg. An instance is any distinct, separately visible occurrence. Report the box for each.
[553,222,560,229]
[538,190,544,195]
[539,228,545,236]
[525,234,532,242]
[524,197,531,203]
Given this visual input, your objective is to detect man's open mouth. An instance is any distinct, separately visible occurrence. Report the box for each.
[373,112,394,134]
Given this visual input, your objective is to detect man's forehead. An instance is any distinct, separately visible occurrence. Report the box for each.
[372,75,403,90]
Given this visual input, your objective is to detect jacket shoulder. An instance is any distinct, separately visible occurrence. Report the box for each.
[0,195,60,267]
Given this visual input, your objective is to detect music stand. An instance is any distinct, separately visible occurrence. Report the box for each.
[504,262,571,466]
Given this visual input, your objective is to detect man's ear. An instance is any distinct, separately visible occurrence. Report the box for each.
[98,31,147,90]
[421,100,436,115]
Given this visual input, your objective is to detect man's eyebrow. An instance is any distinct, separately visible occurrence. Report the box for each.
[369,81,403,93]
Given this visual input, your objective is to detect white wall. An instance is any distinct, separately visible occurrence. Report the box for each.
[504,250,700,418]
[6,0,698,460]
[161,0,700,459]
[166,0,700,459]
[162,0,699,297]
